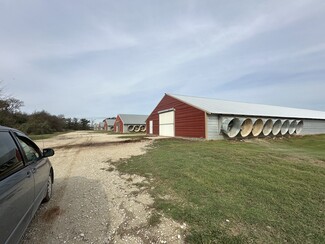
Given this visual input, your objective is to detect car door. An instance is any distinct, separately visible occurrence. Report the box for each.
[15,133,51,213]
[0,131,34,244]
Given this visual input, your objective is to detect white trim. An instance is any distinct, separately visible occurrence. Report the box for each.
[158,108,175,114]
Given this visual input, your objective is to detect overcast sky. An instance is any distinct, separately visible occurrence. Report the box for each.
[1,0,325,119]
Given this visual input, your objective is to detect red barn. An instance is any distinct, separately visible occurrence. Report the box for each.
[146,94,206,139]
[147,93,325,139]
[114,114,148,133]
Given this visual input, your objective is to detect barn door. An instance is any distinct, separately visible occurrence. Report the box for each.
[149,120,153,134]
[159,110,175,137]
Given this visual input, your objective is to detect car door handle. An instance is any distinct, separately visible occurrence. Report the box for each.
[26,171,32,178]
[31,168,37,174]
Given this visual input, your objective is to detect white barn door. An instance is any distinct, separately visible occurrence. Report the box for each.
[159,111,175,137]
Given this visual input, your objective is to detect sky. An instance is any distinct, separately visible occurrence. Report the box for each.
[1,0,325,119]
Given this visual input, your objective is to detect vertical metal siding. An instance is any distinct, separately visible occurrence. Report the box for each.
[207,114,221,140]
[146,96,325,139]
[114,115,124,133]
[301,119,325,135]
[146,94,206,138]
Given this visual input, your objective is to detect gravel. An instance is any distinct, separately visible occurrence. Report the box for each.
[21,131,184,244]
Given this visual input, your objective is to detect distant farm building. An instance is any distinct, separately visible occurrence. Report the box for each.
[93,121,105,130]
[146,94,325,140]
[114,114,148,133]
[103,118,115,131]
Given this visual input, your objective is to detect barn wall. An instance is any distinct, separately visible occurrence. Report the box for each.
[123,125,129,133]
[147,95,325,140]
[301,119,325,135]
[114,116,124,133]
[216,116,325,139]
[207,114,223,140]
[146,94,206,138]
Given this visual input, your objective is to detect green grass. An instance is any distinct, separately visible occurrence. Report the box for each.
[29,131,68,140]
[115,135,325,243]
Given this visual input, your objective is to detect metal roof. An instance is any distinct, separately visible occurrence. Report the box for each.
[104,118,116,126]
[168,94,325,120]
[118,114,148,125]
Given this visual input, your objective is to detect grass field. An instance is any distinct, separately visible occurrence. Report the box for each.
[116,135,325,243]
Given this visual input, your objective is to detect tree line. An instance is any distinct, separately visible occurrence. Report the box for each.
[0,89,90,134]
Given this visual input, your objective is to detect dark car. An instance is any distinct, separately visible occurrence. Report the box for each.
[0,126,55,243]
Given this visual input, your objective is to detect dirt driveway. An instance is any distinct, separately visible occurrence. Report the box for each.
[21,131,184,244]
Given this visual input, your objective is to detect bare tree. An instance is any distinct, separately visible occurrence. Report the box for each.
[0,82,24,113]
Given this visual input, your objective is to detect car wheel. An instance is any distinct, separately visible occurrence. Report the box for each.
[43,175,52,202]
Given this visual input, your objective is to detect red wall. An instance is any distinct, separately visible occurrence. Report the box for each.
[146,94,206,138]
[114,115,124,133]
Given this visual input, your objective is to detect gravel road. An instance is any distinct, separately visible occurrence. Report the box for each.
[21,131,184,244]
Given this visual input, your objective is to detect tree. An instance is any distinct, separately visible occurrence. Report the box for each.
[72,118,79,130]
[0,97,24,113]
[0,84,92,134]
[0,83,24,113]
[80,118,90,130]
[21,111,67,134]
[0,86,24,128]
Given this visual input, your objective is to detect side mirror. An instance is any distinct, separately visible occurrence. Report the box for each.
[43,148,55,157]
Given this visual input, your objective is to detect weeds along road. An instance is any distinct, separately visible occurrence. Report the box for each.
[21,131,183,244]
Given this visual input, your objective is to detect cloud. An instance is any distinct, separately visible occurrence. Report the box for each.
[0,0,324,117]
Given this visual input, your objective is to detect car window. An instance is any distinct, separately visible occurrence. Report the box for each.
[0,132,24,180]
[17,137,41,162]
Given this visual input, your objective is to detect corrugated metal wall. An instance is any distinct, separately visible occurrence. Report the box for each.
[146,94,206,138]
[114,116,124,133]
[301,119,325,135]
[207,114,222,140]
[207,117,325,139]
[147,95,325,139]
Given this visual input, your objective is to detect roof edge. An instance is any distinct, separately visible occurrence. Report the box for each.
[166,93,209,113]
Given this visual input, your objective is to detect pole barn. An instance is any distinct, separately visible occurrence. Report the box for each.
[146,94,325,140]
[114,114,148,133]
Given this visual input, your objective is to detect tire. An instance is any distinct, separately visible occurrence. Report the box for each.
[43,175,53,202]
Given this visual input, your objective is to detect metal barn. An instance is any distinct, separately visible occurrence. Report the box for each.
[103,118,115,131]
[146,94,325,139]
[114,114,148,133]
